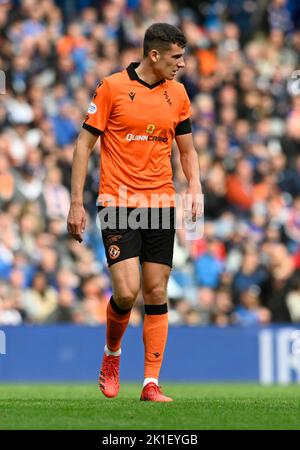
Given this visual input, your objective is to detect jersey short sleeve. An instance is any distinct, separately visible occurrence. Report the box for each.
[82,79,113,136]
[175,85,192,136]
[179,86,191,123]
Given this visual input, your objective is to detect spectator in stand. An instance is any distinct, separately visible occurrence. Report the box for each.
[195,238,224,289]
[233,285,271,327]
[22,271,58,323]
[226,158,254,215]
[42,166,70,221]
[232,246,269,304]
[0,154,15,207]
[286,273,300,323]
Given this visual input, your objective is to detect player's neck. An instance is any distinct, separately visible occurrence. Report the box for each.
[135,60,164,85]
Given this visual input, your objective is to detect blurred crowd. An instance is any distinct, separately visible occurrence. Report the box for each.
[1,0,300,327]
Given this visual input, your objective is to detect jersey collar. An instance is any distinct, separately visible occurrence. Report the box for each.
[126,62,165,90]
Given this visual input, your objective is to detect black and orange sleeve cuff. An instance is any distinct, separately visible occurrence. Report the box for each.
[175,118,191,136]
[82,122,103,136]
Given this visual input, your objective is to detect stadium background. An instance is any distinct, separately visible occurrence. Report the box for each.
[0,0,300,383]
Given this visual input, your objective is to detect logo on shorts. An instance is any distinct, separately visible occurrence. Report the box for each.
[106,234,122,245]
[109,245,120,259]
[153,352,160,358]
[87,102,97,114]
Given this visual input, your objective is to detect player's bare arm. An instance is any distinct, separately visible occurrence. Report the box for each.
[67,128,98,243]
[175,132,203,221]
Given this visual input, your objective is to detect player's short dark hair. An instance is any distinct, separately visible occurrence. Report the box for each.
[143,23,186,57]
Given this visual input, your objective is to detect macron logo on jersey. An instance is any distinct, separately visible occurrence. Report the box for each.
[87,102,97,114]
[128,92,136,101]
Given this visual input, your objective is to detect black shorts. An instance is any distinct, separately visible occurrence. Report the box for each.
[98,207,176,268]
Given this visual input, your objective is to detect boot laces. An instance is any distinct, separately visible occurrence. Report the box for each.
[102,357,119,380]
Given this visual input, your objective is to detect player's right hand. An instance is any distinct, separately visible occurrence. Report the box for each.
[67,202,86,243]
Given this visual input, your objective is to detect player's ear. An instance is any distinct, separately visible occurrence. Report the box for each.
[149,49,160,63]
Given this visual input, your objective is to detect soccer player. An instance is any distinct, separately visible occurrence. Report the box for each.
[67,23,202,402]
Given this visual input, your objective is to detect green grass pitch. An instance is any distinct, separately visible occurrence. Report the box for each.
[0,383,299,430]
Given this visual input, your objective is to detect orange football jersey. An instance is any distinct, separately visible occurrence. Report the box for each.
[83,63,191,207]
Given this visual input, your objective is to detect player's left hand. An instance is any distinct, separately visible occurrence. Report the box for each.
[186,182,203,222]
[67,202,86,243]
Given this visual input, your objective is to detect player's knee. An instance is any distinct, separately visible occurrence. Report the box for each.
[114,292,138,310]
[143,286,167,305]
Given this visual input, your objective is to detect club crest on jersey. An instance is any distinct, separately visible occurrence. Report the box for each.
[87,102,97,114]
[108,245,120,259]
[128,92,136,101]
[146,124,155,134]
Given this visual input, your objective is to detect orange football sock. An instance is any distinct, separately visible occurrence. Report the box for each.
[143,304,168,380]
[106,296,131,352]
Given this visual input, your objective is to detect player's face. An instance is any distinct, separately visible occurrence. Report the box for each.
[155,43,185,80]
